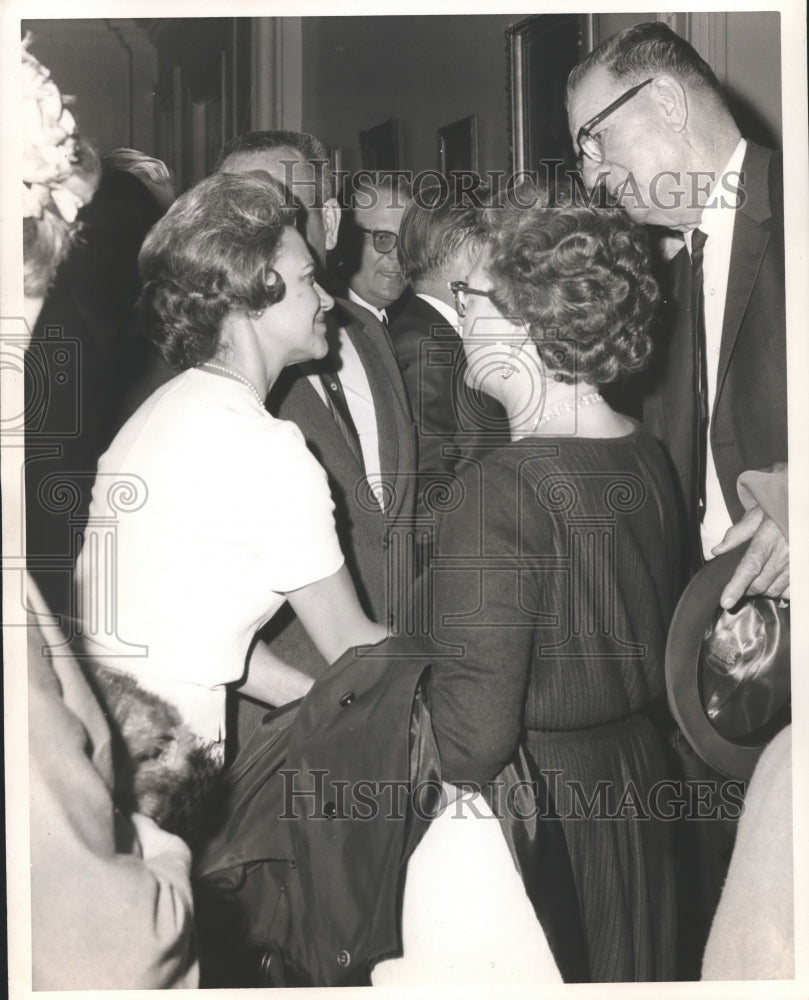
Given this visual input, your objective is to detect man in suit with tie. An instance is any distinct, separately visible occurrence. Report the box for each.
[217,132,417,745]
[566,21,788,607]
[389,186,509,515]
[567,22,788,976]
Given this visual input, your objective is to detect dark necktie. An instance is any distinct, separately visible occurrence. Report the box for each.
[319,371,365,471]
[690,228,709,524]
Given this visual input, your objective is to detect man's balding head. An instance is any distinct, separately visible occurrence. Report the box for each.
[566,22,739,230]
[217,130,339,266]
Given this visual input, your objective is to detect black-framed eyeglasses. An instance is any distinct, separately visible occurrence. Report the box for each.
[449,280,492,318]
[576,77,654,166]
[359,227,398,254]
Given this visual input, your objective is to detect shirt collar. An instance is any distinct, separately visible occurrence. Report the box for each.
[348,287,387,324]
[416,293,459,328]
[697,137,747,241]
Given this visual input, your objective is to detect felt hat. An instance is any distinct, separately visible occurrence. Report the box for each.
[665,548,790,781]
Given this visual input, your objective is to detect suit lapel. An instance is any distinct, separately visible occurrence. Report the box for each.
[715,144,773,411]
[272,364,363,473]
[272,299,413,521]
[341,305,410,520]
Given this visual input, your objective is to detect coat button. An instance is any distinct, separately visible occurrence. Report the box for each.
[324,801,337,819]
[382,535,389,550]
[339,691,355,707]
[337,950,351,968]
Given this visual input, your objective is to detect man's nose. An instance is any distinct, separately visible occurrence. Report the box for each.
[581,156,608,191]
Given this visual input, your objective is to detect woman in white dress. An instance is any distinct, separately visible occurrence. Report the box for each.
[74,170,386,830]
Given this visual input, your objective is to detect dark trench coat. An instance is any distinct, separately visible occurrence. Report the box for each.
[195,638,589,986]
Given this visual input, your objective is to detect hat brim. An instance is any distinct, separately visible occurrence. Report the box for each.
[665,548,787,781]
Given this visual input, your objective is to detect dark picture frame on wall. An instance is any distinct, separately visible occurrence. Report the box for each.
[358,118,404,171]
[437,114,479,176]
[507,14,594,174]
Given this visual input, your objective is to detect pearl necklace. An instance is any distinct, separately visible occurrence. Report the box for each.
[200,361,266,408]
[517,390,604,439]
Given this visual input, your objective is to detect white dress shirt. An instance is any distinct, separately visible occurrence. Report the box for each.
[686,138,747,558]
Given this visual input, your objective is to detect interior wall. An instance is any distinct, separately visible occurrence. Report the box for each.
[596,12,781,148]
[723,12,781,148]
[23,19,157,155]
[22,12,783,180]
[301,14,522,178]
[299,11,783,183]
[595,12,657,43]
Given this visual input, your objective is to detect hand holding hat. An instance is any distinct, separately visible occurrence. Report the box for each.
[665,545,790,781]
[667,464,790,781]
[711,464,789,609]
[712,508,789,608]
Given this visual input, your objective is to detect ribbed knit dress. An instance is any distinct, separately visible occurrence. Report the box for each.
[427,425,681,982]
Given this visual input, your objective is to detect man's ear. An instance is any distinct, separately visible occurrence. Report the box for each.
[650,74,688,132]
[323,197,341,251]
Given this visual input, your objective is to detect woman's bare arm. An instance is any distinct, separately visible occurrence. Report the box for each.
[237,641,314,706]
[239,565,386,707]
[286,564,387,664]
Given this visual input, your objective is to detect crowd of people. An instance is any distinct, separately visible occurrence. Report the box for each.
[16,20,792,990]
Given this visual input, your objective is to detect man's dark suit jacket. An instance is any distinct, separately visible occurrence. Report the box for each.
[388,293,509,509]
[642,141,787,548]
[240,298,416,711]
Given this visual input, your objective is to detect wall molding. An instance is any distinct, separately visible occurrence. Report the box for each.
[657,13,727,85]
[688,12,728,85]
[250,17,302,131]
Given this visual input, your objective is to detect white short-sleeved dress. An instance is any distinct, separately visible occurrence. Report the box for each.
[74,369,344,745]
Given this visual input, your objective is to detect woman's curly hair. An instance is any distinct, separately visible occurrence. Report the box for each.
[484,181,659,385]
[138,171,298,371]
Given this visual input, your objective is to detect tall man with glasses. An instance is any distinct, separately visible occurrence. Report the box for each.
[215,134,417,750]
[567,21,787,608]
[566,21,788,978]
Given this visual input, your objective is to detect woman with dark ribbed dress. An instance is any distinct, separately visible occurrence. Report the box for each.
[425,181,681,982]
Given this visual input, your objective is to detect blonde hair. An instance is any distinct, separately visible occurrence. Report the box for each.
[102,148,173,186]
[22,33,99,297]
